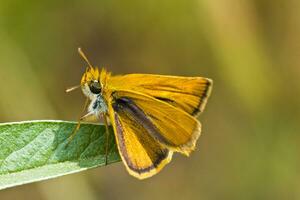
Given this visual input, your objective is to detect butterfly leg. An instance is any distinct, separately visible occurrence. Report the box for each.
[66,98,89,147]
[102,113,110,165]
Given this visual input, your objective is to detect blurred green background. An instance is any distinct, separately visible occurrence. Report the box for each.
[0,0,299,199]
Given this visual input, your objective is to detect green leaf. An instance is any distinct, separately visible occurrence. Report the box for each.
[0,120,121,190]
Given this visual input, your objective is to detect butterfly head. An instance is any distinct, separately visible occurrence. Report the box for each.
[81,67,102,99]
[66,48,108,100]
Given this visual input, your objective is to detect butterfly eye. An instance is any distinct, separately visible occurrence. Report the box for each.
[89,81,101,94]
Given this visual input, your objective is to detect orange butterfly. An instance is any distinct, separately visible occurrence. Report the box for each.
[67,48,213,179]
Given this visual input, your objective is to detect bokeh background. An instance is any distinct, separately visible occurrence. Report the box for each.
[0,0,299,199]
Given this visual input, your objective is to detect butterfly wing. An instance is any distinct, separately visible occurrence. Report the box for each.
[108,74,213,116]
[108,89,202,158]
[108,100,173,179]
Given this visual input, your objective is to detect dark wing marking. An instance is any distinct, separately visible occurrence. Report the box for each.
[111,99,173,179]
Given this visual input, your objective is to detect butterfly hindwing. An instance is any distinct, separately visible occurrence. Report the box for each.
[108,74,213,116]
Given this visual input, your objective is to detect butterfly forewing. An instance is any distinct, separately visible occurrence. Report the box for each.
[108,90,201,157]
[108,99,173,179]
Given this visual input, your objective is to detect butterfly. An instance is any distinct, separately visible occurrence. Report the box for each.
[66,48,213,179]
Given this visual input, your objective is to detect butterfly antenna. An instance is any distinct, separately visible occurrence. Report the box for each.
[78,47,93,69]
[65,85,81,93]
